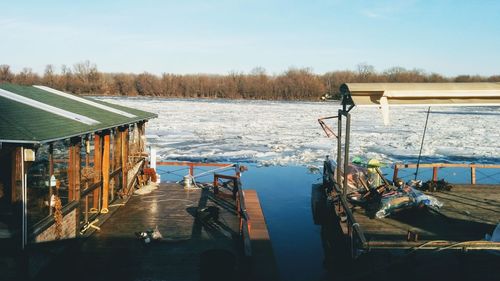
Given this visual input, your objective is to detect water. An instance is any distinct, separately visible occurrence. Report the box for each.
[157,164,326,281]
[242,165,325,281]
[107,97,500,280]
[156,162,500,281]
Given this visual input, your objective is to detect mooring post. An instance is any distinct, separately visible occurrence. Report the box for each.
[189,163,194,177]
[471,166,476,185]
[432,166,438,182]
[393,164,399,182]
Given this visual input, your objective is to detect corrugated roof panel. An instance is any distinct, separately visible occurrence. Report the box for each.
[0,83,157,143]
[0,96,91,142]
[0,88,100,125]
[33,85,137,118]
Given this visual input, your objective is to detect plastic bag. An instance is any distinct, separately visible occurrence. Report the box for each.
[409,187,443,209]
[375,186,443,218]
[375,194,414,218]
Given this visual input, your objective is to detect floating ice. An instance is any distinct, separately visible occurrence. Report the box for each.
[97,97,500,166]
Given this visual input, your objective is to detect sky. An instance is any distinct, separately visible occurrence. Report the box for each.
[1,0,499,76]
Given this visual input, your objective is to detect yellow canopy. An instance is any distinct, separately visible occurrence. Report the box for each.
[340,82,500,124]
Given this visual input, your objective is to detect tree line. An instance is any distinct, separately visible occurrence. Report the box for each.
[1,61,499,100]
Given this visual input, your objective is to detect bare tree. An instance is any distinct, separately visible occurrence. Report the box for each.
[0,65,14,83]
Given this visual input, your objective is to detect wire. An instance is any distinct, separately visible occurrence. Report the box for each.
[415,107,431,180]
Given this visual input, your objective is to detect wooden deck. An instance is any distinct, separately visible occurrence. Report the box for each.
[349,184,500,249]
[34,183,277,281]
[244,190,279,281]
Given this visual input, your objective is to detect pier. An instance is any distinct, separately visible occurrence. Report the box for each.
[33,178,277,281]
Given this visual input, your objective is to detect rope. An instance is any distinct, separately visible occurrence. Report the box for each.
[159,167,188,175]
[79,218,101,235]
[475,169,500,183]
[415,107,431,180]
[53,195,63,240]
[193,165,234,178]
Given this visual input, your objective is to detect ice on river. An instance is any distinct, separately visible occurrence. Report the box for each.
[97,97,500,166]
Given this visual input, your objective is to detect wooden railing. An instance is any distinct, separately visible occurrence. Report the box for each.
[393,163,500,184]
[156,161,251,256]
[234,178,252,257]
[156,161,235,178]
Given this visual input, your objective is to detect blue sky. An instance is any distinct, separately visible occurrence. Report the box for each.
[1,0,499,76]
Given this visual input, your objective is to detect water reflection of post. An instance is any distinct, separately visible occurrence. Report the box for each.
[311,183,350,276]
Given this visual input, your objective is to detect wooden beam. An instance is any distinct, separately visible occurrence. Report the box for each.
[11,147,23,203]
[471,166,476,185]
[68,141,74,201]
[392,165,399,182]
[121,127,128,195]
[49,144,54,215]
[432,167,438,182]
[93,134,101,209]
[74,138,81,201]
[395,163,500,169]
[157,161,234,168]
[102,132,110,212]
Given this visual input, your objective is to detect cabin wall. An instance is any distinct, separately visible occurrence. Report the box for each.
[34,208,77,242]
[2,120,150,245]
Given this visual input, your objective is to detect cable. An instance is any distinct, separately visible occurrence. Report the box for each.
[415,107,431,180]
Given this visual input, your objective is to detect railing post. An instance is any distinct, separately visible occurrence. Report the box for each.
[189,163,194,177]
[432,166,438,182]
[393,164,399,182]
[213,175,219,194]
[471,166,476,185]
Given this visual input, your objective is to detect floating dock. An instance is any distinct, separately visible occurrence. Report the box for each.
[346,184,500,250]
[321,161,500,257]
[33,181,278,281]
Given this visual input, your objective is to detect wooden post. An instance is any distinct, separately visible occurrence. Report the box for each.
[213,175,219,194]
[393,164,399,182]
[68,142,74,201]
[11,147,23,203]
[110,129,120,200]
[189,164,194,177]
[102,131,110,212]
[139,121,145,152]
[49,144,54,215]
[471,166,476,185]
[68,138,81,201]
[93,134,102,210]
[121,127,128,194]
[73,138,81,201]
[432,167,438,182]
[84,138,90,223]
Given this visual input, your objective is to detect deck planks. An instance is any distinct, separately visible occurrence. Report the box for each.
[244,190,280,281]
[35,183,246,281]
[351,184,500,247]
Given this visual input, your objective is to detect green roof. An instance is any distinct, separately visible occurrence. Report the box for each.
[0,83,157,144]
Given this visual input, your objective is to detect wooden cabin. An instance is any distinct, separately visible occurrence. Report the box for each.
[0,83,157,249]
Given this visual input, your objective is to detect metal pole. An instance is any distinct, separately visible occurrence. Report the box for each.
[343,113,351,196]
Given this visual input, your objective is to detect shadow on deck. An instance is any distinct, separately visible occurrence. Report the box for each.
[34,183,250,281]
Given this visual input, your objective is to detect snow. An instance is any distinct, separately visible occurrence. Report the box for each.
[97,97,500,166]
